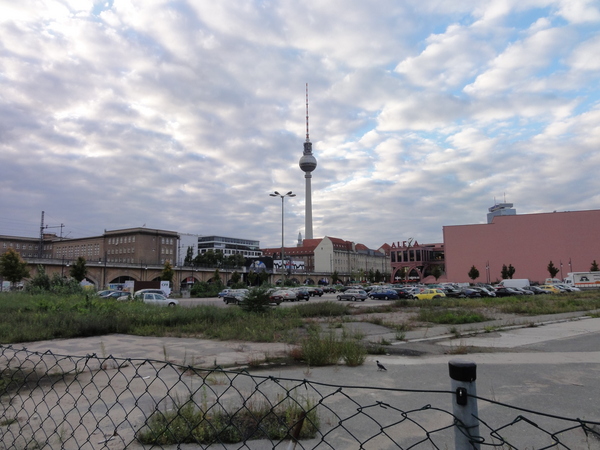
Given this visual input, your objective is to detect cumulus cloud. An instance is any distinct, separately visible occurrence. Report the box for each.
[0,0,599,249]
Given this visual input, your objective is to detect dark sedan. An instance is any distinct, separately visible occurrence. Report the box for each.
[523,285,551,295]
[460,288,482,298]
[441,287,463,298]
[494,287,522,297]
[368,289,399,300]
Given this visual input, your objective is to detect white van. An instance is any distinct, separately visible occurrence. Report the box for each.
[498,279,530,289]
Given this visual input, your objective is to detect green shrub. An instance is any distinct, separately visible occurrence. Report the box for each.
[239,286,271,313]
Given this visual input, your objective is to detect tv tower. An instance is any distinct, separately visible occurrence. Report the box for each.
[298,83,317,240]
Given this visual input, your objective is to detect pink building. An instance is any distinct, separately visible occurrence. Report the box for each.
[443,209,600,284]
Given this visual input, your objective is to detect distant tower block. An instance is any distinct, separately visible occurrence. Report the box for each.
[299,83,317,239]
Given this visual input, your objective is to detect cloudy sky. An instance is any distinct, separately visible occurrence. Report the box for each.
[1,0,599,250]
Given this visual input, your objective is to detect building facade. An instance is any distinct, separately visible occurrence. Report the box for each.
[197,236,262,258]
[261,236,390,282]
[388,241,445,283]
[443,209,600,284]
[1,228,179,266]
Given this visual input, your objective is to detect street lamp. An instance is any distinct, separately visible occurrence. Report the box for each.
[270,191,296,281]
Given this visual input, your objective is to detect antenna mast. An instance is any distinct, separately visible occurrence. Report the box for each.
[305,83,310,143]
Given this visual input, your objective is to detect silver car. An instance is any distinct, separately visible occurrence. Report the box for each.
[337,289,368,302]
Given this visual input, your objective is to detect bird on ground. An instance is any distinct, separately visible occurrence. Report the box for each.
[376,360,387,371]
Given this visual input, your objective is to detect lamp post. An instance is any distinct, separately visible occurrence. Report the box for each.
[270,191,296,282]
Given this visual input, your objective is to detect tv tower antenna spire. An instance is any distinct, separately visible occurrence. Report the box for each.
[305,83,310,142]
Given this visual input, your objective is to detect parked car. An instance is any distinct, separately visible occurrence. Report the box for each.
[511,287,534,296]
[441,287,464,298]
[337,289,368,302]
[223,289,250,304]
[218,289,234,298]
[322,286,336,293]
[271,289,298,302]
[470,287,496,297]
[522,285,551,295]
[392,288,413,299]
[538,285,561,294]
[144,292,178,307]
[368,289,399,300]
[291,287,311,301]
[99,290,129,299]
[268,290,290,304]
[128,292,178,307]
[494,287,522,297]
[134,288,169,298]
[459,288,482,298]
[554,284,580,292]
[305,287,323,297]
[413,289,446,300]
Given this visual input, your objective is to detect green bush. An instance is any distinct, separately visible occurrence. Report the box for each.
[239,286,271,313]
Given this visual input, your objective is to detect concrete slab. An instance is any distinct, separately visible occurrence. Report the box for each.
[437,316,600,348]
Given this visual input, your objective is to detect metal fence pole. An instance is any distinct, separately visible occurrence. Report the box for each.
[449,359,480,449]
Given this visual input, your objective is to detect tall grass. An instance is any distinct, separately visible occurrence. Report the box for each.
[0,293,349,344]
[2,291,599,344]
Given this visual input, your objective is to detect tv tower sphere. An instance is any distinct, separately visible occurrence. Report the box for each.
[299,146,317,173]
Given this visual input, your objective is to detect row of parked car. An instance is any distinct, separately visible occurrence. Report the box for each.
[97,288,179,307]
[333,281,583,301]
[219,286,326,305]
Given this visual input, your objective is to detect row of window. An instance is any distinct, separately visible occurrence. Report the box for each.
[2,242,38,250]
[56,244,101,257]
[107,258,172,264]
[109,237,136,245]
[391,250,445,263]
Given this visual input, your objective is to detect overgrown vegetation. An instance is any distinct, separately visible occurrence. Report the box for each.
[417,308,491,324]
[137,392,319,445]
[292,328,367,366]
[0,292,349,344]
[1,290,599,348]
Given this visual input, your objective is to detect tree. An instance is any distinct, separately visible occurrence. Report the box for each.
[239,286,271,313]
[374,269,382,283]
[184,246,194,266]
[161,261,174,283]
[591,260,599,272]
[431,265,443,281]
[212,268,221,285]
[547,261,559,278]
[468,265,480,281]
[69,256,88,282]
[501,264,509,279]
[507,264,516,279]
[27,265,51,291]
[230,271,241,284]
[368,268,375,283]
[0,249,30,288]
[396,267,408,283]
[331,270,340,285]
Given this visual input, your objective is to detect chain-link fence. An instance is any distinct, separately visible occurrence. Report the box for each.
[1,344,599,449]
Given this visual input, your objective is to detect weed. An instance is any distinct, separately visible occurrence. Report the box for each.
[367,345,387,355]
[0,417,18,426]
[419,309,490,325]
[447,342,469,355]
[448,326,462,338]
[137,392,319,445]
